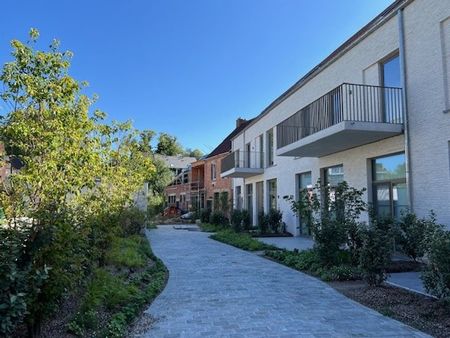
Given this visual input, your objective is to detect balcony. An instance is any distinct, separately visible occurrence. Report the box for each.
[221,151,264,178]
[276,83,404,157]
[190,181,204,191]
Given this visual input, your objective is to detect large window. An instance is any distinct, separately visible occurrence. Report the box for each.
[235,186,242,210]
[381,54,401,122]
[246,183,253,224]
[372,153,408,219]
[259,135,264,168]
[297,172,312,235]
[266,129,274,166]
[324,165,344,187]
[267,179,277,211]
[245,142,251,168]
[323,165,344,210]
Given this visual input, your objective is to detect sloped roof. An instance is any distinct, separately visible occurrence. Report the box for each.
[206,118,254,159]
[155,154,197,169]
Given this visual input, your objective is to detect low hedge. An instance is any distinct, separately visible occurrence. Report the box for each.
[210,230,277,251]
[265,249,362,282]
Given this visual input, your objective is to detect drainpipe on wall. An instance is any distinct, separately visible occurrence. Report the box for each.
[398,8,414,211]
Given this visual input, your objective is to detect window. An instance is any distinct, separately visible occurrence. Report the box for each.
[297,172,313,235]
[324,165,344,187]
[266,129,274,166]
[235,186,242,210]
[211,163,216,181]
[246,183,253,224]
[259,135,264,168]
[168,195,176,204]
[381,54,401,122]
[323,165,344,209]
[267,179,277,211]
[246,142,251,168]
[372,153,408,220]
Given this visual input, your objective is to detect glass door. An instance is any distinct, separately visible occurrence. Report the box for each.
[246,183,253,225]
[256,181,264,225]
[381,55,401,123]
[297,172,312,236]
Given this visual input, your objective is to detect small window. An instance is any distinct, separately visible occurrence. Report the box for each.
[266,129,274,166]
[211,163,216,181]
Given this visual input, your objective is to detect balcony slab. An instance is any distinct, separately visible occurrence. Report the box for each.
[221,167,264,178]
[277,121,403,157]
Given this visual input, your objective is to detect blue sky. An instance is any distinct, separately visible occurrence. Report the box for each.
[0,0,393,153]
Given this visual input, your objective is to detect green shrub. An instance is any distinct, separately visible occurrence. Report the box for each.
[421,229,450,300]
[313,219,346,267]
[209,211,228,227]
[105,235,150,268]
[267,249,321,271]
[265,249,361,282]
[230,209,244,232]
[267,209,283,233]
[258,212,269,234]
[395,212,441,262]
[359,222,391,286]
[319,265,362,281]
[119,207,146,236]
[210,230,276,251]
[200,209,211,223]
[230,209,251,232]
[0,226,50,336]
[199,223,223,232]
[240,209,251,231]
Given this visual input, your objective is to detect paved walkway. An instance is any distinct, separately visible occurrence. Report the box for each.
[141,225,428,337]
[387,272,429,296]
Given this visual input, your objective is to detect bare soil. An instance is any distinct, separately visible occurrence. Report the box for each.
[329,280,450,338]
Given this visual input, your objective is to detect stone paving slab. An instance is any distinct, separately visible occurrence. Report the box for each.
[139,226,429,338]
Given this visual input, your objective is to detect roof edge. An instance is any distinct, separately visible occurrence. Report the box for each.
[231,0,412,142]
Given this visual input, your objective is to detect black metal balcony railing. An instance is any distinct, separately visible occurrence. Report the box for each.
[221,150,264,174]
[277,83,404,149]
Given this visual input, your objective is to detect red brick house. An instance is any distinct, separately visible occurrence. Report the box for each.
[202,118,253,213]
[162,118,253,215]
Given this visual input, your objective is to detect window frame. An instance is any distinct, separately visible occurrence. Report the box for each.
[371,152,407,219]
[211,162,216,181]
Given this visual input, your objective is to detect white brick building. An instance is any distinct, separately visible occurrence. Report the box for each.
[221,0,450,235]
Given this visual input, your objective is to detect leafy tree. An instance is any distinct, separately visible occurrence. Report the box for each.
[185,148,203,159]
[0,29,154,335]
[156,132,183,156]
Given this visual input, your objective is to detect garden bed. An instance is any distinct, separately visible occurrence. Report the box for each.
[329,280,450,338]
[251,232,293,238]
[27,234,168,338]
[210,230,277,251]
